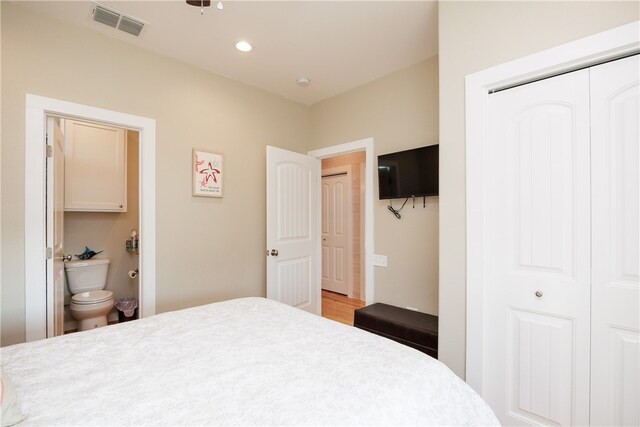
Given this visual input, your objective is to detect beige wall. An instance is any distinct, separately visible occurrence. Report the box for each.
[63,130,140,312]
[438,1,640,378]
[0,3,310,346]
[322,152,366,301]
[311,57,440,315]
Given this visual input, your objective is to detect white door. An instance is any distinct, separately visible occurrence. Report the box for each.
[266,146,320,315]
[321,171,352,296]
[485,70,591,426]
[46,117,66,337]
[590,55,640,426]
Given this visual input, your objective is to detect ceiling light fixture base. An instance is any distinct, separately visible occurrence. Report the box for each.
[297,77,311,87]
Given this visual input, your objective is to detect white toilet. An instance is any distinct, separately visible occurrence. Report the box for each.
[65,258,114,331]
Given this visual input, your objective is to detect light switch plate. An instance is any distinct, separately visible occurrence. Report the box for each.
[373,254,387,267]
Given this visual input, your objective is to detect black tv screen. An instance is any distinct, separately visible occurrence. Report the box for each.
[378,145,439,199]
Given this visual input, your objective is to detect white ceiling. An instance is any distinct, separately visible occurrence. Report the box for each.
[19,1,438,105]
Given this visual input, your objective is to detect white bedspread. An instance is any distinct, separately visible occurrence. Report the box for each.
[1,298,498,426]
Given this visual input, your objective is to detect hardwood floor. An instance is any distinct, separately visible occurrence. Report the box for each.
[321,290,365,326]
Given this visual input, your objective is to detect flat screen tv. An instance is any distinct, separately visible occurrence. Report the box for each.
[378,144,439,200]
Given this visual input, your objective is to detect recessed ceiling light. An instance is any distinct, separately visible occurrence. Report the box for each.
[235,41,252,52]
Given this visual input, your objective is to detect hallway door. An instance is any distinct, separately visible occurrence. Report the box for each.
[321,169,352,296]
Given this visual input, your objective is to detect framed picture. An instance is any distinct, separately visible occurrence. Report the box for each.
[192,148,223,198]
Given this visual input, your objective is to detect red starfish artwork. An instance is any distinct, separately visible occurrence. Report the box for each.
[199,161,221,186]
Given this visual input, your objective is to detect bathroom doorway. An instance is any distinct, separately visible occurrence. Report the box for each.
[52,117,141,334]
[24,94,157,341]
[320,152,366,325]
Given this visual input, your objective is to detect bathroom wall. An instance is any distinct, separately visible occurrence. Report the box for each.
[322,152,366,301]
[64,130,140,319]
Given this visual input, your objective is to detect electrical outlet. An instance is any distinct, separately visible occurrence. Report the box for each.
[373,254,387,267]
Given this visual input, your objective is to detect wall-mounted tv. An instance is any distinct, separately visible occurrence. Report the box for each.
[378,144,439,200]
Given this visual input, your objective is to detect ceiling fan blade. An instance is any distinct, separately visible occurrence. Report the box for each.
[186,0,211,7]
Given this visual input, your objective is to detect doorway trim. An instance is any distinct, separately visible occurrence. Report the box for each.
[465,21,639,392]
[309,137,374,305]
[25,94,157,342]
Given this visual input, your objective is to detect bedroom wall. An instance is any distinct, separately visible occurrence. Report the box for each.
[310,57,440,316]
[438,1,640,378]
[0,3,310,346]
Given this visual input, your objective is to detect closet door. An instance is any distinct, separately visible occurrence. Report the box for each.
[485,69,591,426]
[590,55,640,427]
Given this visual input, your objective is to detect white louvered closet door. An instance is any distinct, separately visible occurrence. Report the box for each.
[590,54,639,427]
[483,55,640,427]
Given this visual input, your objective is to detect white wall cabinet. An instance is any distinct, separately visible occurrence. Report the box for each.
[64,120,127,212]
[482,54,639,426]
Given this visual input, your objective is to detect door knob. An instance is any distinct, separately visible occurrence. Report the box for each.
[63,254,72,262]
[535,291,543,298]
[270,249,279,257]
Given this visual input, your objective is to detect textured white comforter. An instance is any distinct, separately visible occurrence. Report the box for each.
[1,298,498,426]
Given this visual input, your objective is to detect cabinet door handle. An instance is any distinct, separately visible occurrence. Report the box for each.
[535,291,543,298]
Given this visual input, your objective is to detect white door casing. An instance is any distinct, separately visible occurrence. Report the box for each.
[590,54,640,427]
[308,138,375,305]
[25,94,156,342]
[46,117,65,337]
[359,164,366,300]
[266,145,320,315]
[485,69,592,426]
[321,167,353,297]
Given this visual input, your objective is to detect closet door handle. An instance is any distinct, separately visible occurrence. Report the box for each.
[270,249,279,257]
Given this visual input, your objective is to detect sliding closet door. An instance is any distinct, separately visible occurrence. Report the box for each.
[590,55,640,427]
[484,70,591,426]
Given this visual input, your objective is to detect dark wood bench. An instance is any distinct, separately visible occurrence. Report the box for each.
[354,303,438,358]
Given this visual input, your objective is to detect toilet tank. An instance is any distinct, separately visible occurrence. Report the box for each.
[64,259,110,294]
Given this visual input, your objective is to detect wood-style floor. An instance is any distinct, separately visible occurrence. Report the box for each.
[321,289,365,326]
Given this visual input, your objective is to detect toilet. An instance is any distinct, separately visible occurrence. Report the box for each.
[65,258,114,331]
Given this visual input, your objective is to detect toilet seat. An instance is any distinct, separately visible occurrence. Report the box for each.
[71,290,113,305]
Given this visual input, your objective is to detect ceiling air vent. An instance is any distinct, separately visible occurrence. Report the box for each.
[93,4,120,28]
[92,3,145,37]
[117,16,144,37]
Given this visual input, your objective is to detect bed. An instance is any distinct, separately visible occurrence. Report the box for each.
[1,297,498,426]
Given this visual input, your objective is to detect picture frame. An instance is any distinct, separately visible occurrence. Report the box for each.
[192,148,224,198]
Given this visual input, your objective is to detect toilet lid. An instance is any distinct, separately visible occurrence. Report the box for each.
[71,290,113,305]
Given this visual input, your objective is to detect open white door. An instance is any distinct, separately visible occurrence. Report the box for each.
[46,116,66,337]
[266,146,320,315]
